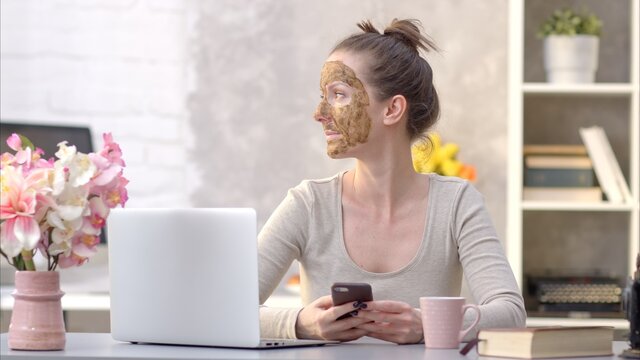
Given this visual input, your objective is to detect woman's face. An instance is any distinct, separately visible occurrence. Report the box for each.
[314,51,376,158]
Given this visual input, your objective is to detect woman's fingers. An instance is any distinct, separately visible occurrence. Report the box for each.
[360,300,412,313]
[330,301,362,320]
[296,295,372,341]
[354,300,423,344]
[312,295,334,309]
[357,308,414,324]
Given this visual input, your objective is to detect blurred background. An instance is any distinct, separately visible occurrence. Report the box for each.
[0,0,510,236]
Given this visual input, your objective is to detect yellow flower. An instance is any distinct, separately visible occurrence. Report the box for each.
[411,133,476,181]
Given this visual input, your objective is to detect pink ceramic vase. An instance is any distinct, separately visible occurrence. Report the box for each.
[8,271,66,350]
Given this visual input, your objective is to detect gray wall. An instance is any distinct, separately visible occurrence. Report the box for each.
[187,0,509,240]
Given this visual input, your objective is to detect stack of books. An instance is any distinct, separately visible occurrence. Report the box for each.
[523,126,632,204]
[523,144,601,202]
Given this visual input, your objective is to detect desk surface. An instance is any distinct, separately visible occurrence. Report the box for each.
[0,333,631,360]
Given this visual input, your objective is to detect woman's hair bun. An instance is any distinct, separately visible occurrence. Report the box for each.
[382,18,438,53]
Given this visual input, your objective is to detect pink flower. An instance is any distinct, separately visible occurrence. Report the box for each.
[104,176,129,208]
[0,217,40,257]
[1,153,14,168]
[56,233,100,268]
[81,197,109,235]
[14,146,32,167]
[0,167,42,256]
[4,135,52,172]
[6,134,22,151]
[89,153,121,186]
[99,133,125,167]
[57,253,87,268]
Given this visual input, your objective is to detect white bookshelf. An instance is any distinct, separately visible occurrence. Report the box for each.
[521,202,635,212]
[508,0,639,327]
[522,83,634,95]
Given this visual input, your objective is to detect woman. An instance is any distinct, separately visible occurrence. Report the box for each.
[258,18,525,344]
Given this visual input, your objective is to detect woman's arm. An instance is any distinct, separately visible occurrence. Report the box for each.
[258,185,310,339]
[453,182,527,339]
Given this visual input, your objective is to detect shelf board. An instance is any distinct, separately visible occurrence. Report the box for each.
[521,201,635,211]
[522,83,634,96]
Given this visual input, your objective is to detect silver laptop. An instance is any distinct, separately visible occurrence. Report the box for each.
[108,208,333,348]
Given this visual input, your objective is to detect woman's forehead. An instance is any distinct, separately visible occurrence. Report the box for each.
[321,62,356,82]
[325,51,367,77]
[323,51,373,94]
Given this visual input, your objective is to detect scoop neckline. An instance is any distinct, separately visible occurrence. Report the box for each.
[336,170,434,277]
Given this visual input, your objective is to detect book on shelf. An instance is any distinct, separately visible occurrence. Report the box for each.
[523,144,588,156]
[523,187,602,202]
[523,146,596,188]
[524,168,595,188]
[477,326,614,359]
[579,126,632,204]
[524,155,595,188]
[524,155,591,169]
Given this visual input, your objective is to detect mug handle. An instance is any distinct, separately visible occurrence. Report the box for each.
[458,304,481,341]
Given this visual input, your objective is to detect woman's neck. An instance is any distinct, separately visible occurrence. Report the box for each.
[348,142,426,216]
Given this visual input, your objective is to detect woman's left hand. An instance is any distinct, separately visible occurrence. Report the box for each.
[354,300,423,344]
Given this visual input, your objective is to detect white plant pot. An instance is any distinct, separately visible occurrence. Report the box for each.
[543,35,599,83]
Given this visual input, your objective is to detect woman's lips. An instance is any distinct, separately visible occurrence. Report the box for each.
[324,129,342,141]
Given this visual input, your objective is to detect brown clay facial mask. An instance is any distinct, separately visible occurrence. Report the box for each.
[316,61,371,157]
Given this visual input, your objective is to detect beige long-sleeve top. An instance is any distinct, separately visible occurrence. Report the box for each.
[258,172,526,340]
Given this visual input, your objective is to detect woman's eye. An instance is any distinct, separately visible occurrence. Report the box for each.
[334,91,345,98]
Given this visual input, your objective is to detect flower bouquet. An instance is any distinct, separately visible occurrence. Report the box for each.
[1,133,128,270]
[412,132,476,181]
[0,132,128,350]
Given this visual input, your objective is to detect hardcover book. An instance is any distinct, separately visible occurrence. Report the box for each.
[524,155,592,169]
[477,326,613,359]
[523,144,588,156]
[523,187,602,202]
[524,168,595,187]
[579,126,631,203]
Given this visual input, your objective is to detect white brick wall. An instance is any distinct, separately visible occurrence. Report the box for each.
[0,0,193,207]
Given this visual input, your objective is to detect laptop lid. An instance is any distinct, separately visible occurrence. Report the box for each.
[108,208,261,348]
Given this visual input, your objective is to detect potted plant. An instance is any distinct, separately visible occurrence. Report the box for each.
[538,8,603,83]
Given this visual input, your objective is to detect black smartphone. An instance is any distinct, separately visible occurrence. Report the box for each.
[331,282,373,320]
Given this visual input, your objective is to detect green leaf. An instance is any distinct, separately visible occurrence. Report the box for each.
[17,134,35,151]
[538,7,602,37]
[13,255,25,271]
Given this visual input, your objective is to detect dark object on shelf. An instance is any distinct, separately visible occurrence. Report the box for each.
[621,254,640,359]
[527,274,623,314]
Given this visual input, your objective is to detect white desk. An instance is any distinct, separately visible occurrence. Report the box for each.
[0,333,631,360]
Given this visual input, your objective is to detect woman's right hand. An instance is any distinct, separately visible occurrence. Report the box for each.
[295,295,370,341]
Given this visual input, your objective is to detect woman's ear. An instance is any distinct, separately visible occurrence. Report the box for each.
[383,95,407,126]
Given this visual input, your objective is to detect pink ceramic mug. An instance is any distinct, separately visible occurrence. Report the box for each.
[419,296,481,349]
